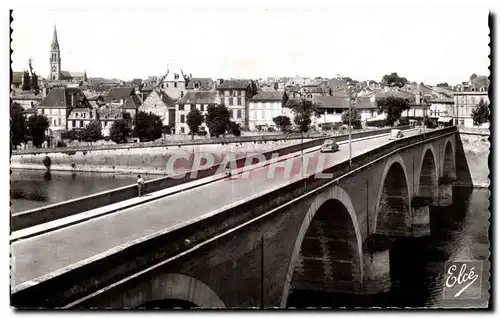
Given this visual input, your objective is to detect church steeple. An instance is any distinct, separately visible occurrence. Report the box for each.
[50,24,61,80]
[51,24,59,51]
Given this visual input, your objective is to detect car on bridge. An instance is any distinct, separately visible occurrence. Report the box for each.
[389,129,404,140]
[320,138,339,153]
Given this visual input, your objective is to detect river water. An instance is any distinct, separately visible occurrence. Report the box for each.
[10,170,152,213]
[9,171,490,308]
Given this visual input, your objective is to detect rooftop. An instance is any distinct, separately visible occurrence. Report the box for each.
[251,91,285,102]
[178,91,219,105]
[217,79,253,90]
[313,95,350,108]
[105,87,135,102]
[38,87,90,109]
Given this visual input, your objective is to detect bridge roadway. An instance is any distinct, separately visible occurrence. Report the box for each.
[11,129,421,291]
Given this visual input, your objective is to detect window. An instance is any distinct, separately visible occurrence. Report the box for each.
[237,90,241,96]
[72,120,76,127]
[237,109,242,119]
[180,115,185,123]
[195,83,200,88]
[80,120,83,127]
[229,97,233,105]
[180,127,185,134]
[459,120,464,127]
[83,113,86,118]
[237,98,242,106]
[53,119,57,126]
[179,105,185,111]
[335,109,343,114]
[174,82,178,88]
[41,109,44,115]
[58,117,61,126]
[229,110,233,118]
[200,104,205,112]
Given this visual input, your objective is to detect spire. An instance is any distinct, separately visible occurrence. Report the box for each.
[51,24,59,51]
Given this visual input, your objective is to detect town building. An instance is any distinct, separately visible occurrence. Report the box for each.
[216,79,257,127]
[186,78,215,91]
[312,95,350,127]
[140,89,177,126]
[97,108,132,137]
[48,25,87,83]
[175,91,219,135]
[37,86,92,137]
[67,107,97,130]
[104,87,137,107]
[121,95,142,117]
[248,91,287,131]
[160,67,187,99]
[353,97,379,122]
[453,89,489,127]
[10,91,44,110]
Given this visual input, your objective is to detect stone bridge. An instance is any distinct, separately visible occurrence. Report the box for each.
[12,127,471,308]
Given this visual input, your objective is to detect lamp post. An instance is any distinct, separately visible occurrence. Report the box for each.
[348,88,352,169]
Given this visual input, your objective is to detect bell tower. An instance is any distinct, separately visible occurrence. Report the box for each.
[49,24,61,80]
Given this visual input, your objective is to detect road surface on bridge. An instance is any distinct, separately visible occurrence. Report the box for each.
[11,129,422,290]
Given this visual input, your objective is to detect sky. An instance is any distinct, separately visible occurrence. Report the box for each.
[10,4,491,85]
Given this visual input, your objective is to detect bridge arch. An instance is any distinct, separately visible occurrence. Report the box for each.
[416,145,439,198]
[374,155,411,236]
[131,273,226,308]
[280,186,363,307]
[441,140,456,179]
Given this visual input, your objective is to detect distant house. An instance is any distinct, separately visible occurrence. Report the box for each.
[248,91,287,130]
[104,87,137,107]
[97,108,132,137]
[160,67,187,99]
[453,90,489,127]
[186,78,215,91]
[353,97,379,122]
[11,71,24,90]
[67,107,97,130]
[312,95,350,127]
[140,89,177,126]
[175,91,219,134]
[10,91,44,110]
[37,86,92,136]
[216,79,257,127]
[121,95,142,117]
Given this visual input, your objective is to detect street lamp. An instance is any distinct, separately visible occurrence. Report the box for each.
[348,87,352,169]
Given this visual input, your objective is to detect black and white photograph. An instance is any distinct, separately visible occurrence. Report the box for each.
[7,1,493,310]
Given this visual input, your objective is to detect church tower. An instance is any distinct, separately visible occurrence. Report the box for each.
[49,25,61,80]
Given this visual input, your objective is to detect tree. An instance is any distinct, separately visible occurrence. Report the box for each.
[286,98,321,133]
[186,108,204,140]
[110,119,131,143]
[469,73,478,82]
[341,108,362,129]
[381,72,408,88]
[436,82,449,87]
[10,102,26,150]
[205,104,230,138]
[272,115,291,132]
[26,114,49,148]
[81,119,102,142]
[228,121,241,137]
[133,111,163,142]
[376,96,410,126]
[31,72,39,90]
[22,71,31,91]
[471,99,489,125]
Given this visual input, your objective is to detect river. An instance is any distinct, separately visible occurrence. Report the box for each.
[9,171,490,308]
[10,170,152,213]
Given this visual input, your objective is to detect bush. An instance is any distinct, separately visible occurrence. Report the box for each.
[56,140,67,148]
[366,119,388,128]
[424,117,437,129]
[398,118,410,126]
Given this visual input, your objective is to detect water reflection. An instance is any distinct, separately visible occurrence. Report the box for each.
[287,186,490,308]
[10,170,148,213]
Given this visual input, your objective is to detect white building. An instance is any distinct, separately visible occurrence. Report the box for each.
[248,91,287,130]
[453,89,489,127]
[140,89,176,126]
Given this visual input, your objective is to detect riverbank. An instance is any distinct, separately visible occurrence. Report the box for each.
[458,129,490,188]
[10,139,304,175]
